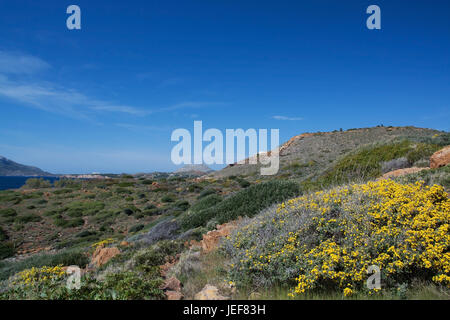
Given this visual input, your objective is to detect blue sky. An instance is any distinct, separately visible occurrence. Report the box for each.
[0,0,449,173]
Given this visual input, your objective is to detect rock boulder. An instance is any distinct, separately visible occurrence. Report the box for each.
[161,276,182,292]
[379,167,429,179]
[166,290,183,300]
[90,246,120,268]
[430,146,450,169]
[194,284,229,300]
[201,220,239,253]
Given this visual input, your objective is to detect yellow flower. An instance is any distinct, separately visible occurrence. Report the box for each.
[343,288,353,297]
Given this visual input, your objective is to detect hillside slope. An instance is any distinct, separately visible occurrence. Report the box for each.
[0,156,51,176]
[212,126,444,179]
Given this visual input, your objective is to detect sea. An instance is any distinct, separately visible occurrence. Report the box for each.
[0,176,60,191]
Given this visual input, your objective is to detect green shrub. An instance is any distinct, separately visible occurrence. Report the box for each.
[115,187,132,194]
[189,227,208,241]
[101,271,164,299]
[118,182,135,188]
[53,188,73,195]
[188,184,203,192]
[161,194,175,203]
[99,224,114,233]
[129,224,145,233]
[12,223,24,231]
[66,209,83,218]
[175,200,190,211]
[0,242,15,260]
[123,208,134,216]
[182,209,216,230]
[0,192,22,204]
[96,191,113,201]
[190,194,222,213]
[52,215,65,227]
[0,226,8,241]
[168,208,184,218]
[22,192,43,200]
[66,218,84,228]
[134,240,185,270]
[142,208,162,216]
[406,143,440,164]
[181,181,300,230]
[238,179,251,188]
[65,201,105,216]
[314,141,441,188]
[134,212,144,219]
[0,249,89,281]
[53,216,84,228]
[43,209,61,217]
[0,208,17,218]
[197,188,216,199]
[15,213,42,224]
[23,178,52,189]
[161,195,175,203]
[53,178,81,188]
[92,210,116,222]
[153,186,169,192]
[417,132,450,146]
[75,230,96,238]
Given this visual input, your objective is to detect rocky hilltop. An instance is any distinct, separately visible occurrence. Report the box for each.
[212,126,444,178]
[0,156,52,176]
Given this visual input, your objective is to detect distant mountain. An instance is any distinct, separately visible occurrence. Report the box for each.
[174,164,213,174]
[0,156,52,176]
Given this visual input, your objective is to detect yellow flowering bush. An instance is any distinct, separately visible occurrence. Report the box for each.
[223,180,450,296]
[12,265,66,288]
[91,238,115,249]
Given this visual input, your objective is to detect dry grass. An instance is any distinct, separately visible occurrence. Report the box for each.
[176,250,232,299]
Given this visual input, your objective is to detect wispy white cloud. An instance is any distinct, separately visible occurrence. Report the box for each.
[272,115,304,121]
[0,51,224,121]
[91,105,149,116]
[0,80,89,120]
[0,51,145,119]
[0,77,145,120]
[0,51,50,75]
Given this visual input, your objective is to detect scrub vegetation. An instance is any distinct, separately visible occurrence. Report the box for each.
[0,126,449,300]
